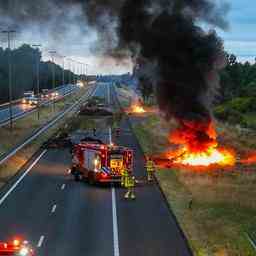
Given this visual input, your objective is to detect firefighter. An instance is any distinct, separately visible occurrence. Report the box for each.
[124,173,136,200]
[146,157,155,182]
[93,127,97,136]
[121,167,128,187]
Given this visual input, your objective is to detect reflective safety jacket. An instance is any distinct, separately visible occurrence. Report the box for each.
[124,175,135,188]
[121,168,129,186]
[146,160,155,173]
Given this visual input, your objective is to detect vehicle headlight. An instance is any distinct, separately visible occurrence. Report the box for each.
[19,247,29,255]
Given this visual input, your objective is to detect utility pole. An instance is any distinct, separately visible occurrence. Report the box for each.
[62,55,65,86]
[2,30,16,131]
[32,44,42,120]
[85,63,89,86]
[72,60,76,86]
[49,50,57,112]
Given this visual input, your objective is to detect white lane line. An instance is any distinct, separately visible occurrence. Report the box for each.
[109,127,112,145]
[0,150,47,206]
[61,184,66,190]
[51,204,57,213]
[112,187,120,256]
[37,236,45,248]
[107,83,111,105]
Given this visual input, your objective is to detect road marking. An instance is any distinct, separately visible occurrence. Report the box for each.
[112,187,120,256]
[61,184,66,190]
[247,233,256,251]
[109,127,112,145]
[0,150,47,206]
[107,83,111,105]
[51,204,57,213]
[37,236,45,248]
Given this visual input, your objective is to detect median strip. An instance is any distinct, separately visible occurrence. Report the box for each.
[0,85,96,165]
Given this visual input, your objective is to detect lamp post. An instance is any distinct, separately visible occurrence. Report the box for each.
[2,30,16,131]
[49,50,57,112]
[32,44,42,120]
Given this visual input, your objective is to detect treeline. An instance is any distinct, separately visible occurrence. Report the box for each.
[0,44,76,103]
[219,54,256,102]
[215,54,256,129]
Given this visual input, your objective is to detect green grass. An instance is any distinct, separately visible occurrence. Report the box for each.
[0,87,88,156]
[131,114,256,256]
[0,87,90,187]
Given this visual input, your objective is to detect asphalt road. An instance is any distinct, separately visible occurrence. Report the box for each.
[0,84,78,124]
[0,82,192,255]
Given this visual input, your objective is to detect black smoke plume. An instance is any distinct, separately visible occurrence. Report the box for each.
[118,0,228,148]
[0,0,229,145]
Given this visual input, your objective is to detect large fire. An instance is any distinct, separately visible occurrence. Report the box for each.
[168,119,236,167]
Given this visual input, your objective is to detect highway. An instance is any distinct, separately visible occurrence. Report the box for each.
[0,84,78,125]
[0,83,192,255]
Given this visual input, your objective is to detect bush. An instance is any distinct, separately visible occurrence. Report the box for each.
[228,97,256,112]
[214,104,248,127]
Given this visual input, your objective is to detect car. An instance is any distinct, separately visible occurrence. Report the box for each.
[0,239,35,255]
[22,91,34,104]
[51,92,59,99]
[28,97,39,106]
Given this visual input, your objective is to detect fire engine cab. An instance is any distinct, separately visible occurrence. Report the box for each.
[0,239,35,255]
[70,138,133,184]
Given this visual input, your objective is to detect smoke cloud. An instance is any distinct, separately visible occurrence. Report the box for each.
[0,0,229,138]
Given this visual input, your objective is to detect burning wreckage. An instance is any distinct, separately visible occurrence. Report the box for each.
[116,0,236,169]
[79,97,113,116]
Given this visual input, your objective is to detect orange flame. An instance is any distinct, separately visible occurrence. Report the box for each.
[172,146,235,167]
[169,120,236,167]
[131,104,146,113]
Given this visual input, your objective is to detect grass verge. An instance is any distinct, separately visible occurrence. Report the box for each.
[131,114,256,256]
[116,88,256,256]
[0,87,88,156]
[0,86,92,188]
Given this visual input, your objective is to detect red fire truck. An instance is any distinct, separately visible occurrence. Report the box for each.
[70,138,133,184]
[0,239,35,255]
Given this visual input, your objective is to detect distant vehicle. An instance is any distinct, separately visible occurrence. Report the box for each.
[0,239,35,255]
[27,97,39,106]
[51,91,59,99]
[22,91,34,104]
[70,137,133,184]
[41,89,49,100]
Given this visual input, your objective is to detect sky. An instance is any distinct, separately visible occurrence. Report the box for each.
[1,0,255,75]
[220,0,256,62]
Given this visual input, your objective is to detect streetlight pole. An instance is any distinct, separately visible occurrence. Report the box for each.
[32,44,42,120]
[2,30,16,131]
[72,60,76,86]
[85,64,89,86]
[62,55,65,86]
[49,50,56,112]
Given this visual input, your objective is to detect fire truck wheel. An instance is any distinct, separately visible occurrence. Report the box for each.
[88,174,95,185]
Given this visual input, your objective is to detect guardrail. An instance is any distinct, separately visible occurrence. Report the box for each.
[0,84,76,110]
[247,232,256,251]
[0,99,22,109]
[0,85,97,166]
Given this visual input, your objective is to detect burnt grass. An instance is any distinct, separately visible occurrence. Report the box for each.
[130,113,256,256]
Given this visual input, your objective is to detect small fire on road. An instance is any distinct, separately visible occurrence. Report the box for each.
[131,104,146,113]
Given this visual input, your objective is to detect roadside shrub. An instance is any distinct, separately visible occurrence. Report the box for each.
[228,97,256,112]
